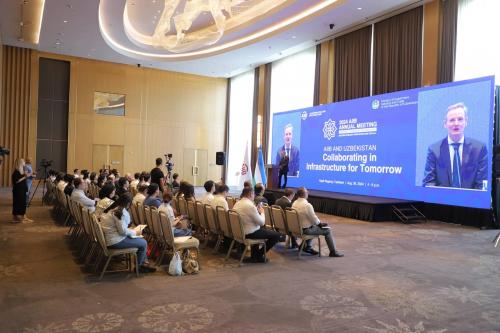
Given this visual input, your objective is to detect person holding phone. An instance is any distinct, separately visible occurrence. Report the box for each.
[11,158,33,223]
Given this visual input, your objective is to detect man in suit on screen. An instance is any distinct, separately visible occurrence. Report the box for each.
[275,123,300,177]
[422,102,488,190]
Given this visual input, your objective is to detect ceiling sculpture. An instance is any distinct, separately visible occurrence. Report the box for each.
[99,0,343,61]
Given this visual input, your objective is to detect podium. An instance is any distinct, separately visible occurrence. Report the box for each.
[266,164,279,189]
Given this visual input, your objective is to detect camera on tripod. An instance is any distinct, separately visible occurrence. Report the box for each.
[164,153,174,172]
[40,159,53,168]
[0,146,10,156]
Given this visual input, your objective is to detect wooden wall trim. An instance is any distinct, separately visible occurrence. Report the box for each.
[422,0,440,86]
[1,46,32,186]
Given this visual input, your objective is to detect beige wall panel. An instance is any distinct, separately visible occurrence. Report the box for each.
[24,51,227,180]
[422,0,440,86]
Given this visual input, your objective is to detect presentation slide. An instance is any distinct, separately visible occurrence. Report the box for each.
[271,76,495,209]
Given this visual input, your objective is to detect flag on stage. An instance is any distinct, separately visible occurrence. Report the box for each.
[254,146,267,186]
[239,142,253,187]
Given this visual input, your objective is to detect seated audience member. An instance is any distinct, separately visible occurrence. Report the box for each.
[96,174,106,188]
[130,172,140,191]
[171,173,180,191]
[200,180,215,205]
[64,175,76,196]
[254,183,268,206]
[143,183,162,208]
[159,191,192,237]
[95,182,116,217]
[233,187,281,263]
[111,169,120,178]
[132,184,148,205]
[211,184,229,210]
[89,172,97,184]
[243,180,252,189]
[82,170,90,185]
[71,177,97,213]
[176,181,196,202]
[100,193,156,273]
[275,188,301,249]
[107,174,116,184]
[139,172,151,187]
[73,168,81,178]
[56,173,70,192]
[292,187,344,257]
[115,177,130,198]
[48,169,57,183]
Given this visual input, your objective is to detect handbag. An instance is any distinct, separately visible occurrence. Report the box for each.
[182,249,199,275]
[168,251,183,276]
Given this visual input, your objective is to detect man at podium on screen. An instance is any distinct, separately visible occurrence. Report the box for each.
[275,123,300,177]
[422,102,487,190]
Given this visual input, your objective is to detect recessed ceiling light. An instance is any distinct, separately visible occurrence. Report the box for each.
[357,7,362,10]
[291,35,296,39]
[63,20,68,23]
[55,41,61,45]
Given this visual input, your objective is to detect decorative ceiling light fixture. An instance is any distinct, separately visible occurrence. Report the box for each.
[99,0,343,61]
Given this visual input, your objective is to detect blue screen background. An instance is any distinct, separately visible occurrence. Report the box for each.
[270,77,495,209]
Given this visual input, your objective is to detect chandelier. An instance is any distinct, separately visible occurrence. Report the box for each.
[124,0,288,53]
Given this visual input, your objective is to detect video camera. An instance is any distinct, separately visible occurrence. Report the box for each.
[164,153,174,172]
[0,146,10,156]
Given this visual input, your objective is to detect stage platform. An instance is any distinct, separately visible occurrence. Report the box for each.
[265,188,416,222]
[264,187,495,227]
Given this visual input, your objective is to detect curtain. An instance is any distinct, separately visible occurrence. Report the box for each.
[373,7,423,95]
[455,0,500,84]
[437,0,458,83]
[313,44,321,105]
[333,26,372,102]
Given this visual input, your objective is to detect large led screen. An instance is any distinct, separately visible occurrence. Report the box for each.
[271,76,495,209]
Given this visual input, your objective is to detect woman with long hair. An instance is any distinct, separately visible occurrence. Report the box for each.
[11,158,33,223]
[99,193,156,273]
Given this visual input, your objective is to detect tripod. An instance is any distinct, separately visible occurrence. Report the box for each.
[28,165,49,206]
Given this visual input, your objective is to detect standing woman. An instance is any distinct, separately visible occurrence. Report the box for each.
[11,158,33,223]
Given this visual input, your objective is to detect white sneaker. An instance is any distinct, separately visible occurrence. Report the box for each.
[22,217,34,223]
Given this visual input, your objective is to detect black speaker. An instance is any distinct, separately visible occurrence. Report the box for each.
[216,152,226,165]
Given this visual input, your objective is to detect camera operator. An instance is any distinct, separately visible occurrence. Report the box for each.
[11,158,34,223]
[150,157,165,192]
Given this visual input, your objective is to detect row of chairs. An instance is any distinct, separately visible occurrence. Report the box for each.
[53,188,140,280]
[129,201,200,267]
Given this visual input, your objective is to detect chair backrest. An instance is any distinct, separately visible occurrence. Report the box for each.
[226,196,235,209]
[172,196,179,213]
[136,202,145,225]
[144,205,154,235]
[130,186,138,197]
[285,208,303,237]
[204,204,219,233]
[187,200,198,227]
[129,202,139,226]
[158,210,175,248]
[178,197,188,216]
[216,206,232,238]
[93,215,110,256]
[195,201,208,229]
[263,204,274,229]
[150,207,163,240]
[81,207,97,242]
[228,210,245,243]
[271,205,288,234]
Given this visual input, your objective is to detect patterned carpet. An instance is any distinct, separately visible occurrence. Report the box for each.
[0,188,499,333]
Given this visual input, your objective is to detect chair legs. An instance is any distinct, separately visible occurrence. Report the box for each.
[238,245,249,267]
[225,240,235,261]
[99,256,113,280]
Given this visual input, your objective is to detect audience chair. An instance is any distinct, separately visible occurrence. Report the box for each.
[93,217,139,280]
[263,204,274,229]
[186,200,198,229]
[158,211,200,267]
[195,201,209,241]
[285,208,321,258]
[129,202,140,226]
[178,197,188,216]
[227,210,267,266]
[216,206,233,257]
[271,205,291,247]
[226,196,236,209]
[204,204,223,252]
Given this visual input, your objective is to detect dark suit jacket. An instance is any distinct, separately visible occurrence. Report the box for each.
[275,145,300,176]
[275,196,292,210]
[423,137,487,189]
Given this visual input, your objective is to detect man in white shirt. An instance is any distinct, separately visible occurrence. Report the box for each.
[200,180,215,205]
[130,172,140,192]
[292,187,344,257]
[233,187,281,262]
[132,184,148,205]
[211,184,229,210]
[71,178,97,213]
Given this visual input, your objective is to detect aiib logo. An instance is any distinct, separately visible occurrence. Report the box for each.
[301,111,308,120]
[323,119,337,140]
[371,99,380,110]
